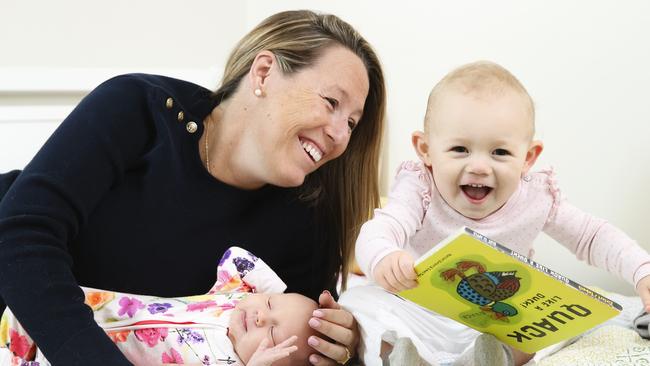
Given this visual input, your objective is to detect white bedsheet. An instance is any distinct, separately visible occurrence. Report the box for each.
[339,279,645,366]
[340,284,479,365]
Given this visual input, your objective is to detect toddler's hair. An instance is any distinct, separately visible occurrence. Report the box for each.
[424,61,535,134]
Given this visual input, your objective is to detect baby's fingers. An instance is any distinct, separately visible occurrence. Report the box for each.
[248,337,298,366]
[382,267,404,292]
[639,290,650,312]
[266,345,298,362]
[397,255,418,289]
[255,337,270,352]
[636,276,650,312]
[276,335,298,348]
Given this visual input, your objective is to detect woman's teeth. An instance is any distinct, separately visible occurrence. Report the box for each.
[302,141,322,162]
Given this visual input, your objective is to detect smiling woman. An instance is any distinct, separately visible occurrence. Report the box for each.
[0,9,385,366]
[202,45,370,190]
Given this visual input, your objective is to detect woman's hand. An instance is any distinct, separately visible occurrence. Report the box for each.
[307,290,359,365]
[636,275,650,312]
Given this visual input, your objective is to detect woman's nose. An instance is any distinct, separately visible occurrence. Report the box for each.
[324,117,350,146]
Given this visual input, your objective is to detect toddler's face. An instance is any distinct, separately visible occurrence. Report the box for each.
[417,90,541,219]
[227,292,318,365]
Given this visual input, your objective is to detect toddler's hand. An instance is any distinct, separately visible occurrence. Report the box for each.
[247,336,298,366]
[636,275,650,313]
[373,250,418,293]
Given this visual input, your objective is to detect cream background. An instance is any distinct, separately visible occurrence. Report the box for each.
[1,1,649,294]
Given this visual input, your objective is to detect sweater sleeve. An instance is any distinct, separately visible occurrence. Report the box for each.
[0,75,157,365]
[355,161,430,278]
[543,198,650,288]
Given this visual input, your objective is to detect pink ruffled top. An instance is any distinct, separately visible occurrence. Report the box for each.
[356,160,650,288]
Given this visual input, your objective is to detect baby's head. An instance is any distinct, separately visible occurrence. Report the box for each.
[228,292,319,366]
[413,61,543,219]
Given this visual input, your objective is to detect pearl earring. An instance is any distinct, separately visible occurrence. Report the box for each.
[254,88,262,97]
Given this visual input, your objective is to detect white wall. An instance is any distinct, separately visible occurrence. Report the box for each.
[2,1,649,294]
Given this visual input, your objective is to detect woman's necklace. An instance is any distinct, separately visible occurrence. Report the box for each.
[204,117,211,174]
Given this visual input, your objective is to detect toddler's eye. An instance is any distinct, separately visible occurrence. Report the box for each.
[450,146,468,153]
[493,149,510,156]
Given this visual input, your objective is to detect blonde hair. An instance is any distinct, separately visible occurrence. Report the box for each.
[424,61,535,135]
[213,10,385,293]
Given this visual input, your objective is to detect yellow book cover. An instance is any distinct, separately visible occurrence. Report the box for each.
[398,226,622,353]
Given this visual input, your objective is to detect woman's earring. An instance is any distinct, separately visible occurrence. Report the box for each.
[254,88,262,97]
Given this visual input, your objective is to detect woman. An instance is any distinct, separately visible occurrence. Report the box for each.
[0,10,385,365]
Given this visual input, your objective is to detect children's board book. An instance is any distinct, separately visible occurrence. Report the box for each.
[398,226,622,353]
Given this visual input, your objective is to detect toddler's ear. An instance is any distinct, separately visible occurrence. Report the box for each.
[522,140,544,175]
[412,131,432,167]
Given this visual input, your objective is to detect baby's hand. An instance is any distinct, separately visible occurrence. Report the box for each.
[246,336,298,366]
[373,250,418,293]
[636,275,650,313]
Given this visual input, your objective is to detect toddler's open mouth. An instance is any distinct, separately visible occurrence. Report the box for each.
[461,184,493,201]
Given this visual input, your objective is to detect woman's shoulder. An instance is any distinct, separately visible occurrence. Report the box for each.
[80,73,217,125]
[93,73,211,101]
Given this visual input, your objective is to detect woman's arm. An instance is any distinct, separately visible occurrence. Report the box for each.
[0,75,156,365]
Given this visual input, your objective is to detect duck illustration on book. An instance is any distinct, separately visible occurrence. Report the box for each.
[441,260,521,321]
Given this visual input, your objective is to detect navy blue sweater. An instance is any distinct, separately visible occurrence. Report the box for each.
[0,74,328,365]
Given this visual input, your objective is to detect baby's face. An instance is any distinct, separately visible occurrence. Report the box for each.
[228,293,318,365]
[421,90,539,219]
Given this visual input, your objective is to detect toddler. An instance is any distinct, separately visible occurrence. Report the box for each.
[351,61,650,366]
[1,247,318,366]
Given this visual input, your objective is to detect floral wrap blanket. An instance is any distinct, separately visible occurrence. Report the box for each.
[0,246,286,365]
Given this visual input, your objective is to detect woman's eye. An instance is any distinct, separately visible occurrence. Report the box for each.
[267,297,271,309]
[347,119,357,133]
[324,96,338,108]
[493,148,510,156]
[450,146,468,153]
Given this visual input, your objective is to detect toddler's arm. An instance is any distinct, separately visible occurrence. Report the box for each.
[355,162,429,288]
[544,200,650,302]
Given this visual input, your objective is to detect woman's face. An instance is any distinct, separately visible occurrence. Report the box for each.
[243,45,370,188]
